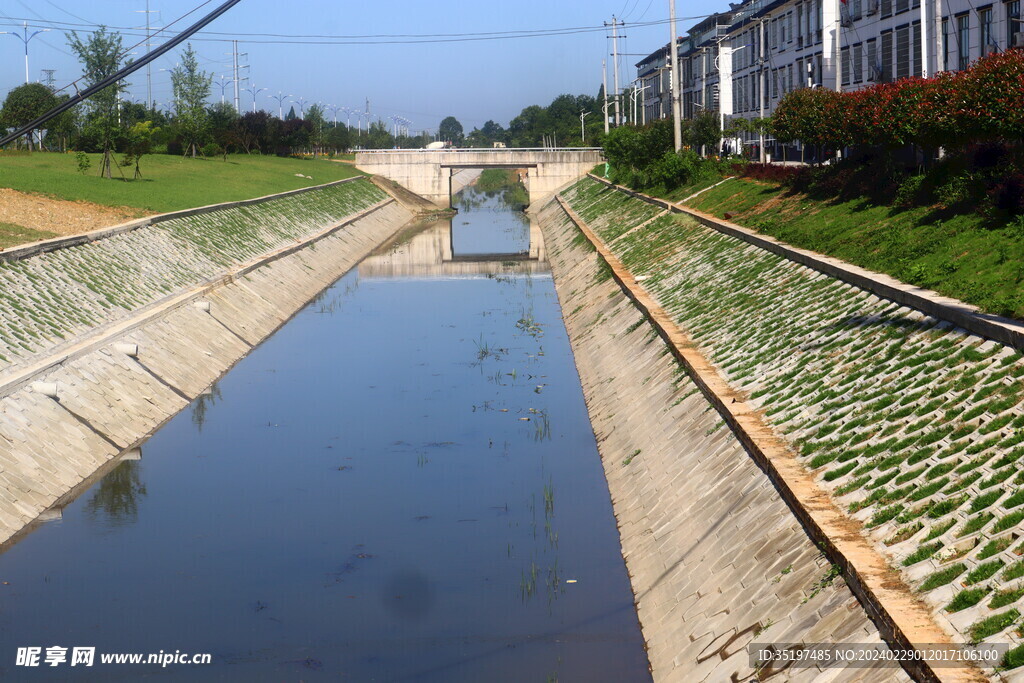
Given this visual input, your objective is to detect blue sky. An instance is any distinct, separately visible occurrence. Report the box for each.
[0,0,718,133]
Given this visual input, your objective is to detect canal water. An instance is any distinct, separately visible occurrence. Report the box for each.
[0,186,650,682]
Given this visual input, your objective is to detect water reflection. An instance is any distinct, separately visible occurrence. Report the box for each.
[84,459,147,530]
[360,187,548,281]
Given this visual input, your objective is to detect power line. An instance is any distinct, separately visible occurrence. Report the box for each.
[0,0,242,147]
[0,15,716,46]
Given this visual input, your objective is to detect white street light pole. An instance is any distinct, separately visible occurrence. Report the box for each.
[0,22,50,84]
[215,75,232,104]
[246,84,266,113]
[295,97,308,117]
[268,92,291,118]
[670,0,682,150]
[579,110,592,143]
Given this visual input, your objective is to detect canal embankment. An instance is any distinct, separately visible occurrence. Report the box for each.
[534,191,910,682]
[0,177,413,547]
[541,174,1024,680]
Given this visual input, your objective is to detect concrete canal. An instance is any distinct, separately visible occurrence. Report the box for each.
[0,185,650,681]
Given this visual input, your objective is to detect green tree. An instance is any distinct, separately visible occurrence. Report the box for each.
[438,116,464,145]
[170,44,212,157]
[365,120,394,149]
[0,83,58,151]
[121,120,157,178]
[691,110,721,156]
[306,102,327,156]
[67,26,128,178]
[207,100,238,154]
[325,123,351,152]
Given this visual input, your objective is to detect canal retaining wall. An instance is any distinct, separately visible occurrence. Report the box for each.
[535,194,910,682]
[543,174,1024,681]
[0,178,413,546]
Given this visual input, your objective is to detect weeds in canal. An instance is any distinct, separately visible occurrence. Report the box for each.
[533,409,551,441]
[516,308,544,338]
[520,561,539,599]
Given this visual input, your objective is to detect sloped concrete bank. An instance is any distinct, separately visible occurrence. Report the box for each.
[534,194,909,682]
[550,174,1024,681]
[0,178,413,546]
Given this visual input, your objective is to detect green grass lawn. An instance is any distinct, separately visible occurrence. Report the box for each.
[0,222,55,249]
[0,152,364,214]
[682,177,1024,319]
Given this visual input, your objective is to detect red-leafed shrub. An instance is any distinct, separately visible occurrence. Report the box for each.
[770,49,1024,151]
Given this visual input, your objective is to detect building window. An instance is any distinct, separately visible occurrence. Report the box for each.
[1008,1,1021,48]
[980,7,994,55]
[958,14,971,69]
[942,17,950,69]
[866,39,878,80]
[896,0,909,12]
[841,48,851,85]
[881,31,893,81]
[882,0,892,17]
[853,43,864,82]
[895,26,910,80]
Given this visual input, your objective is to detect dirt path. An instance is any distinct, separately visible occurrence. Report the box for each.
[0,188,149,238]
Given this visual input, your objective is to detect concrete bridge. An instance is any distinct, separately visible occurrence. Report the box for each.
[354,148,604,207]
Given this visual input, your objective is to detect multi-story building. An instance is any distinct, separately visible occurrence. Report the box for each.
[636,0,1024,158]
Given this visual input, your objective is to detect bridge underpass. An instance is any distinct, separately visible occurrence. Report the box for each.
[354,148,604,207]
[359,219,548,280]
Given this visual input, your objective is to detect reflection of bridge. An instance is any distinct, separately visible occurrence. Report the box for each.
[359,221,549,280]
[354,148,604,207]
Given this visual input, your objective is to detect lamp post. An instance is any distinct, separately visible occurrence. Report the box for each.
[215,75,232,104]
[268,92,291,118]
[0,22,50,84]
[245,84,266,113]
[295,97,308,118]
[579,110,592,143]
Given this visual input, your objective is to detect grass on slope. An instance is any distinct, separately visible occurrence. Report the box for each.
[0,222,55,249]
[0,153,364,214]
[684,178,1024,319]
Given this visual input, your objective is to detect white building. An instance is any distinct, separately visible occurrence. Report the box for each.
[637,0,1023,158]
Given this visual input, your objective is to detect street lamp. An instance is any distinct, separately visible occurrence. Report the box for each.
[214,75,232,104]
[245,84,266,113]
[295,97,308,117]
[268,92,291,118]
[0,22,50,84]
[579,110,592,143]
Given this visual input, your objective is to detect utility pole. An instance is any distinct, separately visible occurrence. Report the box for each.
[135,1,159,110]
[40,69,56,91]
[920,0,930,78]
[232,40,240,111]
[602,17,618,126]
[758,18,766,162]
[611,17,622,126]
[602,59,610,134]
[670,0,682,151]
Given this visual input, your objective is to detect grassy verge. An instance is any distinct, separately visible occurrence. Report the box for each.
[0,153,364,214]
[676,177,1024,319]
[0,222,55,249]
